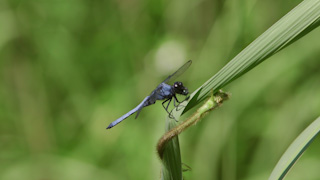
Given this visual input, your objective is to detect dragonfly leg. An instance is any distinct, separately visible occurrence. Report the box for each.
[173,95,189,111]
[173,95,187,109]
[168,108,177,121]
[162,98,170,109]
[163,97,178,121]
[162,98,172,115]
[173,94,190,104]
[174,96,180,107]
[173,95,183,104]
[162,98,177,120]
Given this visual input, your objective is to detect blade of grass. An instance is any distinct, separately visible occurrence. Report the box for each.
[268,116,320,180]
[160,119,182,180]
[183,0,320,113]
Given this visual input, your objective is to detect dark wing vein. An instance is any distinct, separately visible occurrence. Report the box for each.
[162,60,192,84]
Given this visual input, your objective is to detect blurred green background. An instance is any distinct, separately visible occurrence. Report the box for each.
[0,0,319,179]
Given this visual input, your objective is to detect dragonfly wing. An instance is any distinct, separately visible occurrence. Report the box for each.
[162,60,192,84]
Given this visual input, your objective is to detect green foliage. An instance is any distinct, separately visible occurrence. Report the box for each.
[0,0,319,180]
[160,119,183,180]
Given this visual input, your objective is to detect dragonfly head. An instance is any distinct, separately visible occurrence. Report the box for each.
[173,81,188,95]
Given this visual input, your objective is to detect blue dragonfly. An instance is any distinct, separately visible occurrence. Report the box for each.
[107,60,192,129]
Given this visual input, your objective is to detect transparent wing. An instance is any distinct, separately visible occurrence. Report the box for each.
[162,60,192,84]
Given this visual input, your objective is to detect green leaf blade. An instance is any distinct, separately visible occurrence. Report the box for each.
[268,116,320,180]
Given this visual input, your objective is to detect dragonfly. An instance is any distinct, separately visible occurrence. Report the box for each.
[107,60,192,129]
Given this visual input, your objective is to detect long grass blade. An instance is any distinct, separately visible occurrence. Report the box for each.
[268,116,320,180]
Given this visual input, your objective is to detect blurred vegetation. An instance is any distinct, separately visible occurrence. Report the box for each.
[0,0,319,180]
